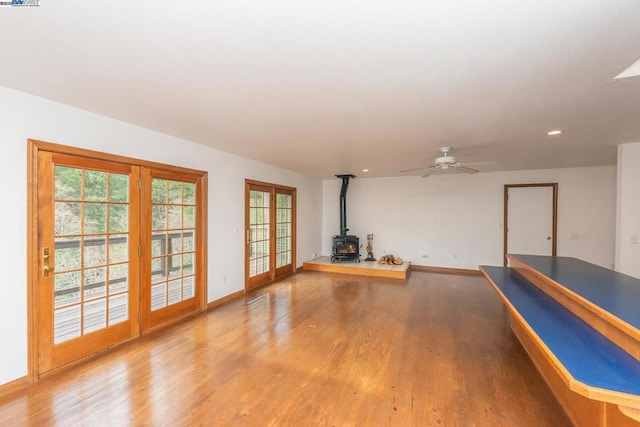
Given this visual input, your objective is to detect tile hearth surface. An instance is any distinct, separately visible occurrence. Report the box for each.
[302,256,410,280]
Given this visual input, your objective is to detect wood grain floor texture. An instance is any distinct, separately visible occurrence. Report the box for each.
[0,271,571,426]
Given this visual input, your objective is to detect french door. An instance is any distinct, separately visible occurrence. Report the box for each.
[141,169,204,330]
[36,152,141,373]
[30,141,207,376]
[245,180,296,290]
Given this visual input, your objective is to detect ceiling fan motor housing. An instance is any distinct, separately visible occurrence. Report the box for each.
[435,155,456,166]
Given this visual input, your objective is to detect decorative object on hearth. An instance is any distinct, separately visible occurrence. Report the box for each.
[378,254,404,265]
[364,234,375,261]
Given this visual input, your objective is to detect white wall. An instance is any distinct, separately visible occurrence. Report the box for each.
[323,166,616,270]
[0,85,323,387]
[616,142,640,278]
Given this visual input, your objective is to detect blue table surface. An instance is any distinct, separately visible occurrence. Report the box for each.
[511,255,640,331]
[482,265,640,395]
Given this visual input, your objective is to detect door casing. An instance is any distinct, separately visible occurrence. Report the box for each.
[244,179,296,291]
[503,183,558,266]
[28,139,208,381]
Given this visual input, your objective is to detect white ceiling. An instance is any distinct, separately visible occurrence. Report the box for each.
[2,1,640,178]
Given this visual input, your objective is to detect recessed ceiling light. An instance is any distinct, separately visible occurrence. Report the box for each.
[547,130,563,136]
[362,169,369,172]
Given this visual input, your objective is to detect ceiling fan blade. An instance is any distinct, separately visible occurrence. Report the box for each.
[420,167,439,178]
[400,165,433,173]
[456,165,479,174]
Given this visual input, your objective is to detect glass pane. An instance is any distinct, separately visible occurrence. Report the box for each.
[54,271,81,307]
[168,206,182,229]
[250,208,257,224]
[55,166,81,200]
[108,294,128,325]
[84,236,107,267]
[84,267,107,300]
[184,183,195,204]
[83,298,107,334]
[169,255,182,278]
[109,204,128,233]
[108,235,129,264]
[55,237,81,272]
[54,304,81,344]
[152,179,167,204]
[84,170,107,202]
[55,202,81,236]
[151,283,166,310]
[109,263,128,293]
[151,258,166,283]
[168,279,181,305]
[84,203,107,234]
[183,253,194,275]
[183,206,194,228]
[152,206,166,231]
[108,173,128,202]
[152,233,167,257]
[183,276,194,299]
[184,232,194,252]
[168,181,183,204]
[169,233,182,254]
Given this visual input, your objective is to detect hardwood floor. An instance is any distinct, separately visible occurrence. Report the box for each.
[0,271,571,426]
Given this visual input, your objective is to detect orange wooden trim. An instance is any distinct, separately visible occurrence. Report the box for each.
[508,255,640,361]
[207,290,245,311]
[199,173,209,312]
[0,376,29,400]
[410,265,481,276]
[619,405,640,423]
[245,178,296,192]
[503,183,558,266]
[26,141,39,383]
[29,139,206,176]
[480,266,640,410]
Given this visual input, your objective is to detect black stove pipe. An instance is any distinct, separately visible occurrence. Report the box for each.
[336,174,355,236]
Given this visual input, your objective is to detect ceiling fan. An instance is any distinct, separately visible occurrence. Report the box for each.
[401,146,479,178]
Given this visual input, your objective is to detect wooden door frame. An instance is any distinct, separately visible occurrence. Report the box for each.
[503,183,558,266]
[244,179,297,291]
[27,139,208,382]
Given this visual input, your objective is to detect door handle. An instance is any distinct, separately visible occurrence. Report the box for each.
[246,229,250,245]
[43,247,55,276]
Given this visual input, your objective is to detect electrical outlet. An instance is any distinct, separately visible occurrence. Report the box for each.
[630,234,638,245]
[421,253,429,258]
[570,233,579,241]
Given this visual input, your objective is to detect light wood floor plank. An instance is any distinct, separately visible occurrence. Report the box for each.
[0,271,570,426]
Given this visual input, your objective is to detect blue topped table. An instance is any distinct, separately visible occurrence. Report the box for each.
[481,256,640,426]
[510,254,640,330]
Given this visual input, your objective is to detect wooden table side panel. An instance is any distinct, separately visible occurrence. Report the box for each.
[509,313,608,427]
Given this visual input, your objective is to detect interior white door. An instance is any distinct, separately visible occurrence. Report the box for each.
[507,186,554,257]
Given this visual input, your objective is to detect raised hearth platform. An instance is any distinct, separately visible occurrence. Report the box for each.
[303,256,409,280]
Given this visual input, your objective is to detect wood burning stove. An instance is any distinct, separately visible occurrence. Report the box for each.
[332,235,360,262]
[331,174,360,262]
